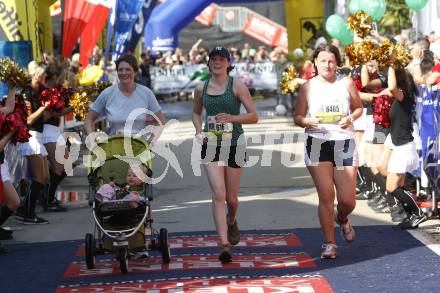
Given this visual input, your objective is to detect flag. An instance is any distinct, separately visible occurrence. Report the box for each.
[62,0,96,58]
[125,0,157,54]
[112,0,144,60]
[79,0,112,68]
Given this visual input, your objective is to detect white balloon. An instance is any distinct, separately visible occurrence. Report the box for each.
[275,104,287,116]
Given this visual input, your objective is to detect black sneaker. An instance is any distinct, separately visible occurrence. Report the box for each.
[0,228,13,240]
[45,200,67,212]
[355,192,369,200]
[398,214,427,229]
[23,216,49,225]
[14,208,26,221]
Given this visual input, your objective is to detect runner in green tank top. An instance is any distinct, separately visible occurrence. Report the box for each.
[192,47,258,263]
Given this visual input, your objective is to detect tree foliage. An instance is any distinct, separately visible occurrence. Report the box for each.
[378,0,412,35]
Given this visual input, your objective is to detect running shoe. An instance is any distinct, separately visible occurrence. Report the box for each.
[0,228,13,240]
[218,246,232,263]
[398,214,427,229]
[227,220,240,245]
[45,200,67,212]
[23,216,49,225]
[321,243,337,259]
[14,208,26,221]
[335,212,356,243]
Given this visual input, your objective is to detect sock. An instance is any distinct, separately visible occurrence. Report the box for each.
[363,167,375,192]
[24,181,45,218]
[0,206,13,226]
[357,167,365,185]
[390,187,423,217]
[47,171,67,203]
[374,173,395,206]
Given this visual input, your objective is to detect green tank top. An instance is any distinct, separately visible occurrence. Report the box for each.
[202,76,244,146]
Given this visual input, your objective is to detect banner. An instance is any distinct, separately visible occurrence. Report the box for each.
[150,62,278,94]
[0,0,41,61]
[125,0,157,54]
[62,0,96,58]
[112,0,144,60]
[243,14,282,47]
[79,0,111,68]
[195,4,218,26]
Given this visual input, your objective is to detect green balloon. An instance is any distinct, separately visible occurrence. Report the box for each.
[339,27,354,46]
[371,0,386,21]
[359,0,385,21]
[326,14,346,39]
[405,0,428,11]
[348,0,361,14]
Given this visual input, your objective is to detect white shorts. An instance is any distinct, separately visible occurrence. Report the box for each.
[363,115,375,143]
[18,131,48,157]
[1,160,10,182]
[353,108,367,131]
[42,124,64,144]
[384,135,419,174]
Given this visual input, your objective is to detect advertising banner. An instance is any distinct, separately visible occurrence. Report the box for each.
[150,62,278,94]
[195,4,218,26]
[243,14,282,47]
[112,0,144,60]
[125,0,157,54]
[0,0,41,61]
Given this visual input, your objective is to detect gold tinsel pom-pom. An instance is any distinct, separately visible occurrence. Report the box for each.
[374,39,394,67]
[394,44,412,68]
[280,65,301,95]
[358,41,376,64]
[345,44,362,66]
[69,91,90,121]
[347,11,372,39]
[0,58,31,88]
[68,82,112,121]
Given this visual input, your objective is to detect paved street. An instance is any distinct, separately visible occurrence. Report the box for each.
[1,99,440,292]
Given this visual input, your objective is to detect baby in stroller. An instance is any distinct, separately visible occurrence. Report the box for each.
[96,165,147,206]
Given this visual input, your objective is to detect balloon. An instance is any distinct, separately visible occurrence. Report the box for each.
[326,14,346,39]
[359,0,385,21]
[339,27,354,46]
[405,0,428,11]
[348,0,361,14]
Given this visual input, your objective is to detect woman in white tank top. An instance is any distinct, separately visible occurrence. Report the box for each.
[294,45,363,259]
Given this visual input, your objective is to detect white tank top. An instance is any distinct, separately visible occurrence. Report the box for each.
[305,76,355,140]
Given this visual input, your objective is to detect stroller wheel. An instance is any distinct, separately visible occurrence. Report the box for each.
[159,228,171,263]
[117,247,128,274]
[85,233,95,269]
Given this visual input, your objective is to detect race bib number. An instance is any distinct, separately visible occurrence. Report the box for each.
[315,100,343,123]
[207,116,233,140]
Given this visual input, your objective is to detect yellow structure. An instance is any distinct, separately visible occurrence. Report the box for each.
[0,0,55,61]
[284,0,325,51]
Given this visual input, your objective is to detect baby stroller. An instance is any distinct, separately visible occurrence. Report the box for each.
[84,135,170,273]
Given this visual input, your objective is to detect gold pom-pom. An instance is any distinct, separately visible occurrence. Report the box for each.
[347,11,372,39]
[0,58,31,88]
[345,44,361,66]
[394,44,412,68]
[68,82,112,121]
[374,39,394,67]
[279,65,302,95]
[69,91,90,121]
[358,40,376,63]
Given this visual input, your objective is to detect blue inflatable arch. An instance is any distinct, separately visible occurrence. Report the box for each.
[144,0,283,53]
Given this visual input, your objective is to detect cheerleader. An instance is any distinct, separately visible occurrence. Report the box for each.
[0,86,19,242]
[383,65,426,229]
[42,62,68,212]
[15,63,50,224]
